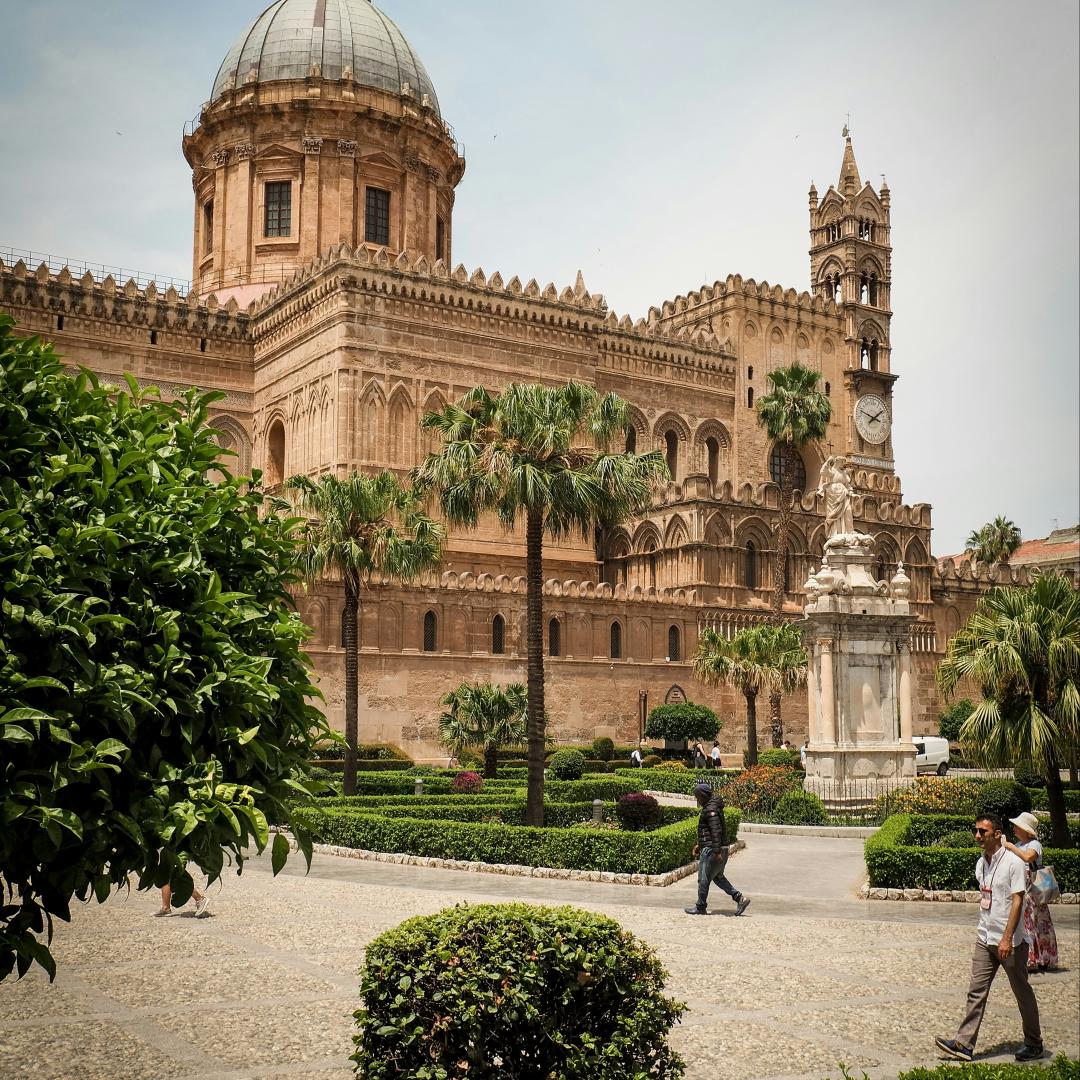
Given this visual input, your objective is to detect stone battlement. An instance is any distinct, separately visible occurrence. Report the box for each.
[652,273,842,326]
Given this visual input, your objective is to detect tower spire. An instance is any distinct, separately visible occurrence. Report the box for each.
[839,134,861,195]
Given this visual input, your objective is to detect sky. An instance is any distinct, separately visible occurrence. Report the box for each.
[1,0,1077,556]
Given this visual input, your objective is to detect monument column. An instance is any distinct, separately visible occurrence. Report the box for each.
[806,640,819,741]
[897,639,913,744]
[818,639,836,745]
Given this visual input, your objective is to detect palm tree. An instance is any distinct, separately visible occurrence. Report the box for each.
[438,681,528,779]
[287,472,443,796]
[416,382,668,825]
[938,573,1079,847]
[693,623,808,766]
[754,362,831,745]
[965,516,1022,566]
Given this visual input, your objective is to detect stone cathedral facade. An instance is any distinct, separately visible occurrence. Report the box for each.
[2,0,1051,759]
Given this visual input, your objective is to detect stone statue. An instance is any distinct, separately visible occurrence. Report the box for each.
[817,455,855,539]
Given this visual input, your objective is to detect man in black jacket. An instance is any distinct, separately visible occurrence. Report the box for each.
[685,782,750,916]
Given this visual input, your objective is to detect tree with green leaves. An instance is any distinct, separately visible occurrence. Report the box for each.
[754,362,831,746]
[416,382,668,825]
[438,681,528,779]
[937,573,1079,847]
[0,316,329,982]
[693,623,808,766]
[287,472,443,796]
[965,515,1022,566]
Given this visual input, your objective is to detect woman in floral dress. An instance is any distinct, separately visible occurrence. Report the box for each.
[1004,812,1059,972]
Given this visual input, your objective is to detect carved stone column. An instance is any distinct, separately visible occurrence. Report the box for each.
[897,639,913,744]
[806,639,820,741]
[817,638,836,746]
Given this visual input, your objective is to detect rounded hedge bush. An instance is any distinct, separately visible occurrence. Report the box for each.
[934,829,978,849]
[642,754,663,768]
[615,793,663,831]
[1013,761,1044,788]
[548,748,587,781]
[772,789,828,826]
[644,703,721,741]
[592,736,616,761]
[451,771,483,794]
[352,903,687,1079]
[975,779,1032,826]
[758,748,801,769]
[654,760,688,772]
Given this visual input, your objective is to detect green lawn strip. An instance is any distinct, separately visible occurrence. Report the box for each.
[865,814,1080,891]
[292,804,738,875]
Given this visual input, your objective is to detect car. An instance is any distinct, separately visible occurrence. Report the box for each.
[914,735,951,776]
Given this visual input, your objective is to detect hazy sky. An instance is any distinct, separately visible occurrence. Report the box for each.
[2,1,1077,555]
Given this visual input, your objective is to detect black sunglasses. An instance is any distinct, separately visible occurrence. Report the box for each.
[973,827,994,836]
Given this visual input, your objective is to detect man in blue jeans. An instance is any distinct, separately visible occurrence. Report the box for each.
[685,782,750,916]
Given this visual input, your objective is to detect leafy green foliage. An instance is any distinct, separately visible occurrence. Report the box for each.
[548,748,587,780]
[975,779,1032,825]
[1013,760,1045,788]
[615,793,662,831]
[865,815,1079,891]
[352,903,687,1079]
[438,681,527,779]
[897,1053,1080,1080]
[772,789,828,826]
[642,754,663,768]
[964,515,1022,566]
[933,830,978,849]
[591,736,616,761]
[937,699,974,742]
[0,318,328,981]
[758,748,802,769]
[715,765,803,816]
[644,703,721,741]
[451,771,483,794]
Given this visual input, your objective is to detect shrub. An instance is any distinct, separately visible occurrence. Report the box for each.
[772,789,828,826]
[934,829,977,849]
[451,771,483,794]
[874,777,983,818]
[938,699,975,742]
[717,765,802,817]
[457,748,483,769]
[544,776,643,802]
[644,702,721,742]
[642,754,663,768]
[1029,787,1080,813]
[615,793,662,831]
[898,1054,1080,1080]
[570,820,619,831]
[757,748,801,769]
[406,764,439,776]
[548,748,587,780]
[352,903,687,1079]
[975,779,1032,825]
[591,736,616,761]
[654,760,688,772]
[1012,761,1044,788]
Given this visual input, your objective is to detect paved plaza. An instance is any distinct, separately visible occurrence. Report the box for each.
[0,833,1076,1080]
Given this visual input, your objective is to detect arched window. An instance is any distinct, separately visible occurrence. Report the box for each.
[747,387,754,409]
[875,557,886,583]
[423,611,437,652]
[783,550,793,592]
[706,436,720,487]
[747,365,754,380]
[832,274,841,302]
[744,541,757,589]
[625,426,636,454]
[609,621,622,659]
[548,618,561,658]
[769,444,806,491]
[860,339,869,369]
[868,274,879,306]
[492,614,505,655]
[824,381,831,397]
[664,430,678,479]
[667,624,681,662]
[869,340,880,371]
[267,419,285,486]
[860,272,869,303]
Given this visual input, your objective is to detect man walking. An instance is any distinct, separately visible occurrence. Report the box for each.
[685,782,750,917]
[935,813,1044,1063]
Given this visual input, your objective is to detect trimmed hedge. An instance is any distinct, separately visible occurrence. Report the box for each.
[545,776,644,801]
[898,1054,1080,1079]
[614,768,737,796]
[865,814,1080,891]
[1030,787,1080,812]
[293,804,740,875]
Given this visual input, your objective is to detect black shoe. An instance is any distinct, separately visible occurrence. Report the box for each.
[1015,1045,1045,1062]
[683,906,707,915]
[734,896,751,917]
[934,1037,973,1062]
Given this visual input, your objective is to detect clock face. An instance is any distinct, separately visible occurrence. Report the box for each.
[854,394,891,445]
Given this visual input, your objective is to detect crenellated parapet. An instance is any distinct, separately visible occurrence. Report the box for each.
[933,557,1077,591]
[0,256,251,344]
[653,273,843,328]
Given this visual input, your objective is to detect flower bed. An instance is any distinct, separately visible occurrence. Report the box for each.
[865,814,1080,891]
[292,801,737,875]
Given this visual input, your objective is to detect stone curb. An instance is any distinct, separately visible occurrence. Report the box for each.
[276,828,744,887]
[739,822,879,838]
[859,883,1080,904]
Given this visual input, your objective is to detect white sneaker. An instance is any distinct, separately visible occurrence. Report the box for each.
[194,896,210,917]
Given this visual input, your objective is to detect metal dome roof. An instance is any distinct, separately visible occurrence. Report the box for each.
[211,0,441,116]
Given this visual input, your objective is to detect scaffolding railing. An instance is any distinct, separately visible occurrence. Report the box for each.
[1,246,193,298]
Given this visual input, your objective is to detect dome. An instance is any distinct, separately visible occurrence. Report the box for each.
[211,0,441,116]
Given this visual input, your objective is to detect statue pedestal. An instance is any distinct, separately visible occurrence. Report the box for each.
[801,534,918,806]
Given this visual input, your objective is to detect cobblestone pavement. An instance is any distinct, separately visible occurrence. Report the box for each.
[0,834,1076,1080]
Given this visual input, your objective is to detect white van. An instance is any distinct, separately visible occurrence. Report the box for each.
[914,736,951,776]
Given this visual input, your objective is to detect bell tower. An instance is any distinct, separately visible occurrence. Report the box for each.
[809,133,896,472]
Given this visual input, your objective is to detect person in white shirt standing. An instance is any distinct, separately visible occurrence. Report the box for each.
[935,812,1044,1063]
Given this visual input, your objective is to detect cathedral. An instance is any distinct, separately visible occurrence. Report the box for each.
[0,0,1046,758]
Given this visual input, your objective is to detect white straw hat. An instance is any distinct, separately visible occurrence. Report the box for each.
[1009,811,1040,838]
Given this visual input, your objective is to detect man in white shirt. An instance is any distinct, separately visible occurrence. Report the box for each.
[935,813,1044,1063]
